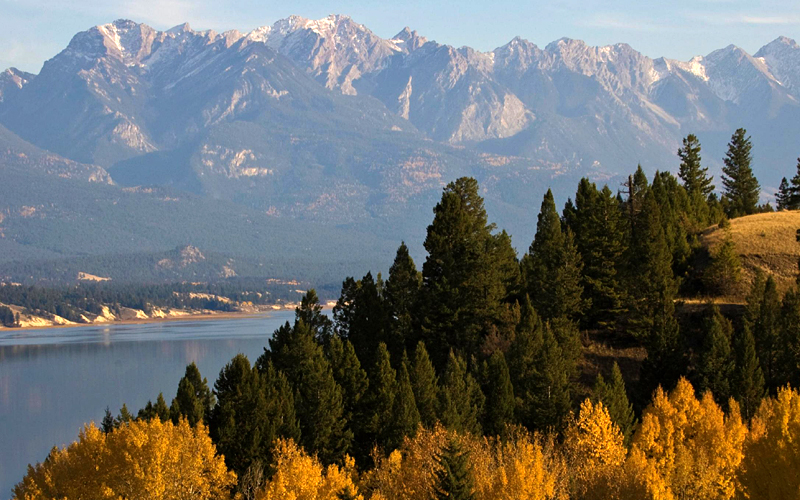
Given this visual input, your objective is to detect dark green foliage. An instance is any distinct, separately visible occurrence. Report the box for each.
[721,128,761,217]
[482,351,515,437]
[790,158,800,209]
[523,189,584,322]
[333,272,389,368]
[438,351,484,435]
[410,341,440,428]
[732,323,766,420]
[434,438,476,500]
[507,299,571,432]
[393,352,422,449]
[695,306,735,406]
[268,320,351,463]
[746,274,782,391]
[210,354,300,476]
[385,242,422,357]
[779,288,800,387]
[326,336,369,441]
[0,305,17,327]
[629,191,683,399]
[493,230,523,304]
[116,404,134,426]
[364,343,399,453]
[101,407,115,434]
[777,177,792,210]
[138,393,170,422]
[169,362,214,427]
[570,180,628,330]
[296,289,333,342]
[419,177,507,368]
[651,171,692,273]
[593,363,636,446]
[678,134,715,198]
[703,235,743,296]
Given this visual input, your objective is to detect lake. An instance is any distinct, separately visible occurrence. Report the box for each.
[0,311,298,499]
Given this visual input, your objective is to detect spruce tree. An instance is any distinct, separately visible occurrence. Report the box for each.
[296,289,333,342]
[790,157,800,209]
[364,343,399,453]
[438,351,484,435]
[629,191,683,399]
[748,275,782,391]
[482,351,515,437]
[732,323,766,420]
[116,404,134,426]
[779,288,800,388]
[101,407,115,433]
[571,180,627,330]
[169,362,214,426]
[385,242,422,357]
[393,352,422,448]
[153,393,170,422]
[419,177,506,368]
[493,230,523,303]
[434,438,476,500]
[651,171,692,273]
[522,189,584,322]
[678,134,715,197]
[410,341,439,428]
[593,362,636,446]
[704,235,743,296]
[326,336,369,440]
[210,354,299,476]
[334,272,389,368]
[269,320,352,463]
[777,177,792,210]
[695,306,735,406]
[721,128,761,217]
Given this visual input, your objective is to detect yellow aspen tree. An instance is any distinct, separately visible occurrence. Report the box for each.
[626,378,747,500]
[564,399,627,499]
[13,419,235,500]
[738,386,800,499]
[258,439,361,500]
[367,425,449,500]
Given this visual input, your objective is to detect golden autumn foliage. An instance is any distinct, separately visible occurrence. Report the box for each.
[12,418,236,500]
[626,378,747,500]
[257,439,362,500]
[367,424,565,500]
[564,399,626,499]
[738,386,800,499]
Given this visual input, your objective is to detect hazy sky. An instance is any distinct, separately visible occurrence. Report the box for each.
[1,0,799,73]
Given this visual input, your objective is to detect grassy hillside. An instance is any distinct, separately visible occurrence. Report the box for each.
[701,210,800,296]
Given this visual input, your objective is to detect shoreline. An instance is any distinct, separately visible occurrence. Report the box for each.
[0,302,335,333]
[0,309,282,333]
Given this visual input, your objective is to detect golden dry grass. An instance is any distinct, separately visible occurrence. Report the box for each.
[702,210,800,294]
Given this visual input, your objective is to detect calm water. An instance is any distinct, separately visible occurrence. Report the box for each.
[0,311,297,499]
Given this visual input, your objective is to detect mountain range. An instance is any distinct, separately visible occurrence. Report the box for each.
[1,15,799,284]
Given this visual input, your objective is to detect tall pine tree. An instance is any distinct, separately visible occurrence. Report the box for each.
[169,362,214,426]
[434,438,476,500]
[571,180,627,330]
[593,362,636,446]
[777,177,792,210]
[410,341,439,428]
[522,189,584,322]
[746,274,782,391]
[721,128,760,217]
[385,242,422,358]
[732,323,766,420]
[678,133,715,198]
[481,350,515,437]
[438,351,484,435]
[695,306,735,406]
[419,177,507,368]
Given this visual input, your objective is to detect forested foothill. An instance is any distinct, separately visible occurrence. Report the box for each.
[14,129,800,500]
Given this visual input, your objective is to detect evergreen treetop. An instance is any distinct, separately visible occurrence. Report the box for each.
[721,128,760,217]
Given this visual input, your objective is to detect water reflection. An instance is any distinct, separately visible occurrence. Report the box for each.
[0,311,295,499]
